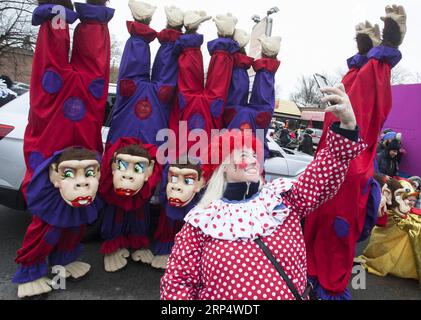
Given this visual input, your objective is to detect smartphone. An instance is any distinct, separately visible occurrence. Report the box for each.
[313,73,332,106]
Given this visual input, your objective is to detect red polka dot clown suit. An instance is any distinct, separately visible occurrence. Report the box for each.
[224,53,280,159]
[304,10,406,300]
[22,2,114,197]
[98,15,180,268]
[13,1,114,298]
[168,33,240,154]
[161,127,366,300]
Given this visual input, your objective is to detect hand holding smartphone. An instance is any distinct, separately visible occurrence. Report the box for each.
[313,73,333,106]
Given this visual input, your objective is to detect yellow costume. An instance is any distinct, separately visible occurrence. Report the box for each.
[359,211,421,286]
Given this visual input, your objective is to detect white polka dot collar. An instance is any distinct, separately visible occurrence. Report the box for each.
[184,178,293,241]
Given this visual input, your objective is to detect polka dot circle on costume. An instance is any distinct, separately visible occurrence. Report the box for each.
[28,151,45,171]
[62,97,86,122]
[188,113,205,131]
[256,112,272,129]
[134,99,153,120]
[119,79,137,97]
[158,85,175,104]
[210,99,224,118]
[223,107,237,126]
[42,70,62,94]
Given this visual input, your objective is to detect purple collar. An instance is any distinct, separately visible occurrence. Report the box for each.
[26,150,102,228]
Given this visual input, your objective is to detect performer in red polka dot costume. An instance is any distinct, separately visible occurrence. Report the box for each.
[161,85,367,300]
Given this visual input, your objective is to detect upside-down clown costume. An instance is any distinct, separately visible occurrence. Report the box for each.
[13,147,103,298]
[304,7,407,299]
[22,1,114,197]
[168,13,240,156]
[224,33,281,159]
[99,137,162,272]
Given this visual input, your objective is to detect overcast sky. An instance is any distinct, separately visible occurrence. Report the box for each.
[106,0,421,99]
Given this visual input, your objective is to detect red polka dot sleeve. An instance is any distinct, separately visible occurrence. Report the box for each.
[160,223,206,300]
[283,129,366,219]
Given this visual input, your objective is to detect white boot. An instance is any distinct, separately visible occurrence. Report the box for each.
[128,0,156,22]
[213,13,238,37]
[259,35,282,58]
[184,10,211,31]
[165,6,184,28]
[233,29,250,49]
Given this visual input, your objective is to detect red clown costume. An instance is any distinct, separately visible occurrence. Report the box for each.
[168,14,240,155]
[304,8,407,299]
[13,1,114,298]
[22,1,114,196]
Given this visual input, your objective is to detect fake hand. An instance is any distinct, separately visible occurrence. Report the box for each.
[381,5,407,44]
[64,261,91,279]
[17,277,52,298]
[322,84,357,130]
[356,21,381,47]
[104,248,130,272]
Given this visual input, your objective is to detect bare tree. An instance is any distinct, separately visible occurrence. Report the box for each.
[289,75,323,108]
[391,65,413,85]
[0,1,37,59]
[109,34,122,83]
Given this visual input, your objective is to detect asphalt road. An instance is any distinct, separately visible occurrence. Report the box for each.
[0,205,420,300]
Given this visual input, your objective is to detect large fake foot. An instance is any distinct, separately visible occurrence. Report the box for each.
[233,29,250,49]
[64,261,91,279]
[17,277,52,299]
[104,248,130,272]
[151,255,169,270]
[259,35,282,58]
[131,249,154,264]
[184,11,211,33]
[213,13,238,38]
[129,0,156,25]
[37,0,74,10]
[355,21,381,54]
[381,4,407,47]
[165,6,184,30]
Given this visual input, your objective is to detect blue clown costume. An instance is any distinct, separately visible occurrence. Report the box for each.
[224,54,281,159]
[99,21,180,259]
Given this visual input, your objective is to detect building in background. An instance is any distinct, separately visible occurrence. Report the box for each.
[0,48,33,84]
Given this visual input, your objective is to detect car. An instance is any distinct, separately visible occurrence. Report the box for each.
[0,87,312,210]
[11,82,30,96]
[265,135,313,182]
